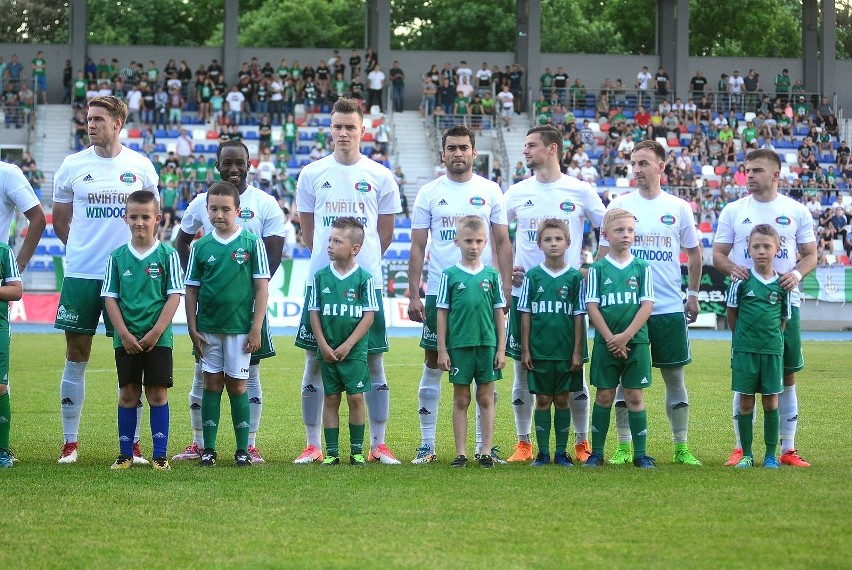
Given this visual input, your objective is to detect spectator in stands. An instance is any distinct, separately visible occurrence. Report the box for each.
[475,62,492,97]
[166,84,184,128]
[774,68,791,103]
[389,61,405,113]
[636,65,652,107]
[728,70,745,110]
[225,84,245,125]
[419,76,437,117]
[569,78,586,109]
[793,95,811,128]
[743,69,760,110]
[2,83,21,129]
[509,63,524,113]
[689,70,707,102]
[437,77,455,115]
[497,84,514,130]
[375,116,391,154]
[73,107,87,149]
[18,82,35,129]
[596,92,609,119]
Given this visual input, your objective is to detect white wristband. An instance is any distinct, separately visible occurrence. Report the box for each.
[791,270,803,282]
[687,290,699,298]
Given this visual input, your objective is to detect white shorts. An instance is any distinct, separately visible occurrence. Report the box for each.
[502,106,513,117]
[200,333,251,380]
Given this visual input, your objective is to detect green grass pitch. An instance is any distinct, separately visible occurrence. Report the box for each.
[2,335,850,568]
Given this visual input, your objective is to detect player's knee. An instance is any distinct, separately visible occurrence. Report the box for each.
[553,393,570,409]
[119,384,142,407]
[424,350,439,369]
[145,386,168,407]
[596,388,616,407]
[536,394,553,409]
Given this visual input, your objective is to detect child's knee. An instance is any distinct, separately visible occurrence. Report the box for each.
[623,388,645,410]
[475,384,494,407]
[595,388,615,407]
[553,392,570,409]
[223,377,246,396]
[536,394,553,409]
[346,393,364,412]
[119,384,142,407]
[145,386,168,406]
[762,393,778,411]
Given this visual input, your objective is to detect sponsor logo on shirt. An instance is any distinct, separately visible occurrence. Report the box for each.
[123,269,133,277]
[239,208,255,220]
[469,196,485,208]
[321,181,332,189]
[523,200,534,207]
[742,217,752,224]
[560,200,576,213]
[355,179,373,194]
[119,172,138,185]
[660,213,676,225]
[775,215,791,226]
[146,262,162,279]
[83,174,94,182]
[438,199,448,206]
[207,255,217,263]
[322,287,331,294]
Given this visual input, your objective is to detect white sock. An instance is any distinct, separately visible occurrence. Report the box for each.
[190,362,204,447]
[614,384,631,443]
[474,387,497,455]
[301,352,323,449]
[247,363,262,448]
[418,365,443,449]
[365,354,389,449]
[134,398,143,444]
[60,360,87,443]
[661,366,689,444]
[779,385,798,453]
[511,360,533,442]
[569,375,590,444]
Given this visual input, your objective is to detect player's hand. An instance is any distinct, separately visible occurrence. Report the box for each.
[494,350,506,371]
[778,271,801,292]
[684,296,700,324]
[138,331,161,353]
[521,350,534,371]
[319,344,339,364]
[730,264,750,281]
[120,332,143,355]
[605,333,629,353]
[571,351,584,372]
[511,265,526,287]
[244,330,261,353]
[613,346,630,360]
[333,342,352,362]
[437,350,451,372]
[407,297,425,323]
[189,330,208,357]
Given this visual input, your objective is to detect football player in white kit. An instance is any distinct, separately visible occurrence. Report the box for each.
[503,125,605,463]
[407,124,512,464]
[713,148,817,467]
[294,98,403,464]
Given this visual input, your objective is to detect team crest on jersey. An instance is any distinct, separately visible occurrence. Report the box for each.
[354,180,373,194]
[775,215,791,226]
[560,200,576,213]
[626,276,638,290]
[469,196,486,208]
[239,208,255,220]
[119,172,138,185]
[345,288,359,301]
[768,291,779,304]
[232,248,250,264]
[558,285,570,299]
[145,263,162,279]
[660,213,676,225]
[480,279,492,291]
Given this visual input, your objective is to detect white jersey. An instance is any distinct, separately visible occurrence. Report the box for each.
[715,193,815,306]
[181,184,285,240]
[53,146,158,279]
[600,190,698,315]
[412,174,507,296]
[297,154,401,283]
[0,162,40,244]
[504,174,605,296]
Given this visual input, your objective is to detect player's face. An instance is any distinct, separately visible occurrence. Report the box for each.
[206,194,239,232]
[87,105,121,148]
[331,112,364,156]
[441,135,477,176]
[523,134,554,170]
[454,225,487,262]
[748,233,779,269]
[602,216,635,252]
[744,158,780,197]
[630,148,664,191]
[326,227,360,262]
[538,227,569,259]
[124,201,161,240]
[216,146,249,191]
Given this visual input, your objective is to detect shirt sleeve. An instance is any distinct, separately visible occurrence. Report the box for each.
[166,249,185,295]
[2,247,21,284]
[260,194,286,237]
[3,165,40,213]
[679,201,700,248]
[376,168,402,216]
[100,254,120,298]
[308,278,319,311]
[517,275,531,312]
[489,185,508,225]
[640,264,655,302]
[362,277,380,312]
[410,184,432,230]
[493,271,506,308]
[52,160,73,204]
[184,243,201,286]
[296,169,316,214]
[585,265,600,305]
[435,271,451,309]
[252,236,271,279]
[726,279,741,308]
[714,201,736,244]
[572,272,587,315]
[180,195,205,236]
[583,186,607,229]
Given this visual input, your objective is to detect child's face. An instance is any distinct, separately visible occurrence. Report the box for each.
[206,194,239,232]
[603,216,636,252]
[538,227,569,259]
[326,227,360,262]
[454,225,487,262]
[124,200,161,241]
[748,233,779,269]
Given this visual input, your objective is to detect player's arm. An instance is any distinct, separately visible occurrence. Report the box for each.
[262,235,285,278]
[309,309,338,364]
[572,313,585,372]
[300,212,315,252]
[104,296,144,354]
[726,306,738,333]
[246,277,269,353]
[493,306,506,371]
[436,307,451,371]
[594,245,609,262]
[612,300,653,348]
[684,245,702,323]
[184,285,206,356]
[16,204,46,272]
[406,227,429,322]
[491,223,513,310]
[585,302,612,341]
[52,202,72,245]
[139,293,181,352]
[176,230,195,273]
[336,311,374,362]
[713,241,749,281]
[0,280,22,302]
[779,241,817,292]
[520,311,533,371]
[378,213,395,254]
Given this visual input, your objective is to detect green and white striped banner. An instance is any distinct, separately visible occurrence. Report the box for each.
[801,266,852,303]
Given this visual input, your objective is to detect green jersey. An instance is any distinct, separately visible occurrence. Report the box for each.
[283,122,297,142]
[308,264,379,362]
[73,78,87,98]
[195,162,210,182]
[726,270,790,356]
[741,126,757,145]
[436,263,506,350]
[586,255,654,345]
[0,245,21,333]
[161,187,177,209]
[101,242,184,349]
[185,228,270,334]
[517,264,585,361]
[32,57,46,77]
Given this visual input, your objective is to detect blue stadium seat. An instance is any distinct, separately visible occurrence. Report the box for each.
[47,245,65,256]
[244,131,258,140]
[396,232,410,243]
[154,129,167,138]
[398,250,410,260]
[288,158,299,168]
[299,132,313,140]
[702,237,712,248]
[35,245,48,256]
[384,250,399,259]
[320,104,332,114]
[394,218,411,228]
[155,144,167,152]
[604,177,616,186]
[194,144,206,153]
[128,143,141,151]
[298,145,311,155]
[167,129,180,138]
[207,144,218,153]
[320,118,331,127]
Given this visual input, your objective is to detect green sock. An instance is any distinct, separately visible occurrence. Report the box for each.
[350,423,365,455]
[0,392,10,451]
[628,409,648,458]
[324,427,339,457]
[534,408,552,455]
[554,407,571,454]
[591,403,611,454]
[201,389,222,451]
[764,408,780,458]
[229,392,250,452]
[738,411,754,458]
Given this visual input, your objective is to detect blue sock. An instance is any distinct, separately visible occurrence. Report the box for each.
[150,403,170,459]
[118,406,136,457]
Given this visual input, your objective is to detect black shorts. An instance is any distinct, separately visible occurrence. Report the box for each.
[163,207,175,217]
[115,346,174,388]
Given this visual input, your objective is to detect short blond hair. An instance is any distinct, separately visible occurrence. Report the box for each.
[88,95,129,125]
[456,215,485,233]
[602,208,635,230]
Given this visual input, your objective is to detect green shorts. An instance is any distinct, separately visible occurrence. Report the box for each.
[528,359,583,395]
[647,312,692,368]
[54,277,114,336]
[295,286,389,354]
[783,306,803,374]
[506,296,589,362]
[0,329,9,385]
[250,314,276,363]
[419,295,438,351]
[320,358,371,395]
[731,351,783,395]
[448,346,502,385]
[590,342,652,390]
